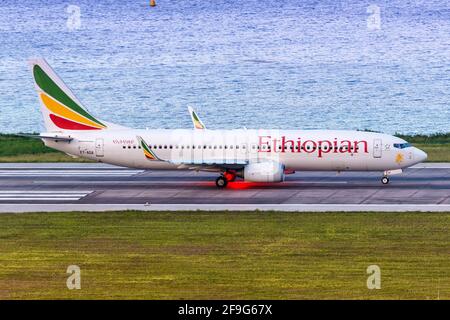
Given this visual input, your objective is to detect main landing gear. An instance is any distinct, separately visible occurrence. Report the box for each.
[381,176,389,185]
[215,171,236,188]
[215,176,228,188]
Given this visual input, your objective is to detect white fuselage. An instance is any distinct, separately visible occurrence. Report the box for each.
[43,129,427,172]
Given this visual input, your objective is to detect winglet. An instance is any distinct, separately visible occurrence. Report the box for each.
[136,136,161,161]
[188,106,206,130]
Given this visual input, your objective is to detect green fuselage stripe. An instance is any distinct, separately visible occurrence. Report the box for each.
[33,65,105,127]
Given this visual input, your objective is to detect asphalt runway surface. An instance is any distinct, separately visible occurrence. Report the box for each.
[0,163,449,212]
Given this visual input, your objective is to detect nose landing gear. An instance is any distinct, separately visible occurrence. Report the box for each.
[381,169,401,185]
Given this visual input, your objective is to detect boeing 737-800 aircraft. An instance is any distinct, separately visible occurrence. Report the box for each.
[27,59,427,188]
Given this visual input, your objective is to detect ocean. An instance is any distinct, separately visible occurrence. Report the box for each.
[0,0,449,134]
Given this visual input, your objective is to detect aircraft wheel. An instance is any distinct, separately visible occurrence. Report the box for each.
[381,176,389,185]
[216,176,228,188]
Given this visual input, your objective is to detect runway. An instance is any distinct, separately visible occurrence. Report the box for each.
[0,163,449,212]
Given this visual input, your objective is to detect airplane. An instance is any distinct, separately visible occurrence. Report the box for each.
[27,58,428,188]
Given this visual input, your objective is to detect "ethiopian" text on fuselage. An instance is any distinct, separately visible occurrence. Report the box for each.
[258,136,369,158]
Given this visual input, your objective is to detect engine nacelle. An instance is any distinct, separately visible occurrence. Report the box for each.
[243,162,285,182]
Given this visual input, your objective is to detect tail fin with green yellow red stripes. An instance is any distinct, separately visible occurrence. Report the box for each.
[29,58,124,131]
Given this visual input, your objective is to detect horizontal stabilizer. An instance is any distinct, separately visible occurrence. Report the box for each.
[17,133,73,142]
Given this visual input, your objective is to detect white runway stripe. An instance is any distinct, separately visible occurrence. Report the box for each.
[0,170,142,176]
[0,198,82,201]
[0,195,87,197]
[0,190,92,193]
[1,203,450,213]
[0,170,141,172]
[0,190,92,201]
[37,180,348,185]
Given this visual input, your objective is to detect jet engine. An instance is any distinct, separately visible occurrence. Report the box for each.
[243,162,285,182]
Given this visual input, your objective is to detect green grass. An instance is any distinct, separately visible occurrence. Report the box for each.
[411,144,450,162]
[0,211,448,300]
[397,133,450,144]
[0,153,91,162]
[0,134,57,156]
[0,134,89,162]
[399,133,450,162]
[0,133,449,162]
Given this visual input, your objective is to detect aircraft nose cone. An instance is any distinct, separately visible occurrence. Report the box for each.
[415,148,427,163]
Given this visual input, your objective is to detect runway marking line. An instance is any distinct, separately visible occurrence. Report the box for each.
[1,203,450,212]
[0,190,93,201]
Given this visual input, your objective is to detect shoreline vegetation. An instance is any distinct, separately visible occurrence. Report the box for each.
[0,133,449,163]
[0,211,448,299]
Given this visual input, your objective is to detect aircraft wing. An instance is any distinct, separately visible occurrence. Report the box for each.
[169,160,247,172]
[138,135,247,171]
[188,106,206,130]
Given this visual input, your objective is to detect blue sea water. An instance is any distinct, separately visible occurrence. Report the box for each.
[0,0,449,134]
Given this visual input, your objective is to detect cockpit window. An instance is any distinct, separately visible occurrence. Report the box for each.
[393,142,412,149]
